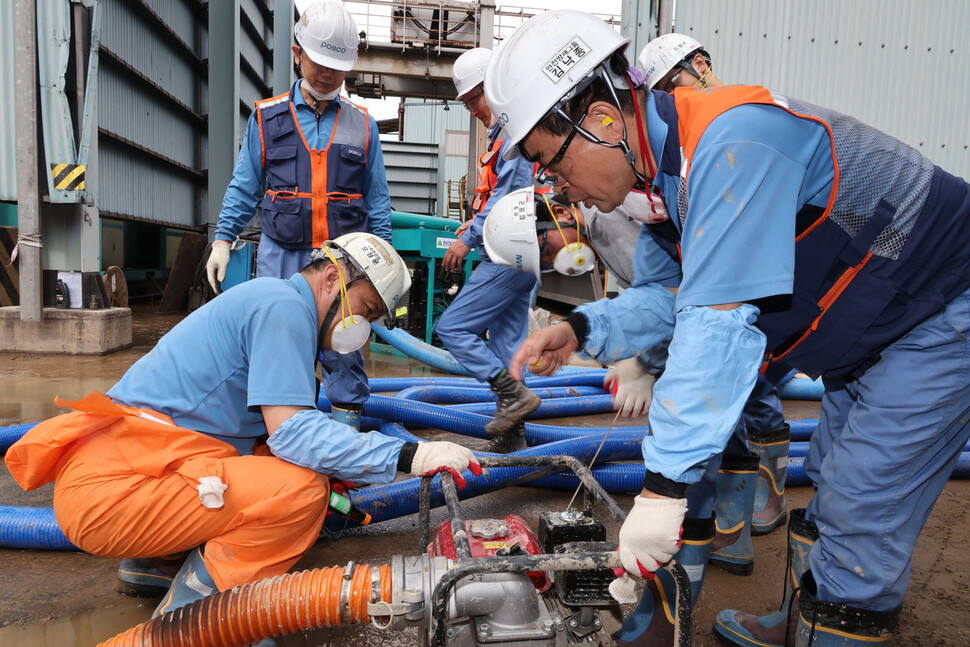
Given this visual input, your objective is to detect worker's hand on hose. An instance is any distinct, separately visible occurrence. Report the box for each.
[604,358,656,418]
[410,441,483,488]
[206,240,231,293]
[442,239,471,272]
[615,493,687,580]
[510,323,579,378]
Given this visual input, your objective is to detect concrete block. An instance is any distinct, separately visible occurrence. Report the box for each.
[0,307,132,355]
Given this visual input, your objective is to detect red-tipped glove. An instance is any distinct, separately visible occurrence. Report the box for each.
[330,479,356,496]
[616,495,687,579]
[604,358,656,418]
[409,441,483,488]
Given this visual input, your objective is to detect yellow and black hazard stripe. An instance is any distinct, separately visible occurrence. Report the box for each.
[51,163,86,191]
[0,227,19,306]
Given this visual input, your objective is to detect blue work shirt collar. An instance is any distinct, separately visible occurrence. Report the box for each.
[287,271,319,326]
[292,80,343,116]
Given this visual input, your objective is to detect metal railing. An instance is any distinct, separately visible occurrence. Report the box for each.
[346,0,620,51]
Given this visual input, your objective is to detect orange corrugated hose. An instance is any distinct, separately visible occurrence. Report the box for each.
[97,563,392,647]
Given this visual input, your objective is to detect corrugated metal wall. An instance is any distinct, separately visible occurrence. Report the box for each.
[403,101,476,216]
[97,0,210,228]
[674,0,970,177]
[381,140,440,215]
[97,0,275,230]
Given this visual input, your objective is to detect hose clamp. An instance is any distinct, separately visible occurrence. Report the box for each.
[370,565,382,603]
[340,561,355,625]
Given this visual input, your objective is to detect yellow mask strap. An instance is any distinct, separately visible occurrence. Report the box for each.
[322,246,355,326]
[541,193,570,247]
[692,67,713,89]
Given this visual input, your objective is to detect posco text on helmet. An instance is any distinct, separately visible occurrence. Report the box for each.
[314,232,411,328]
[294,0,360,72]
[638,33,704,90]
[482,187,541,279]
[453,47,492,99]
[484,10,629,160]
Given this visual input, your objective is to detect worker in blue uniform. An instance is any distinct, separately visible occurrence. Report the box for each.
[488,10,970,647]
[7,233,480,639]
[206,1,391,432]
[434,48,542,453]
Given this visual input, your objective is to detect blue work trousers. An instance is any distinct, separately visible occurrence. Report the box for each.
[257,235,369,406]
[804,286,970,611]
[435,261,537,382]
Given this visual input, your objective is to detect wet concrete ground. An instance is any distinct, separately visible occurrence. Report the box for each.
[1,304,968,646]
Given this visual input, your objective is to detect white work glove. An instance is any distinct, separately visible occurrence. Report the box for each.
[616,495,687,579]
[604,358,656,417]
[410,441,483,488]
[206,240,231,293]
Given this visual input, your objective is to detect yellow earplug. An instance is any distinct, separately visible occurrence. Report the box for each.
[600,116,614,126]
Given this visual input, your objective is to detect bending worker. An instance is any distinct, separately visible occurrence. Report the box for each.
[433,47,542,453]
[490,10,970,647]
[484,187,785,642]
[639,30,792,552]
[206,0,391,431]
[6,233,480,625]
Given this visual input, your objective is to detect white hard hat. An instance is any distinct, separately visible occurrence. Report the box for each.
[638,33,704,90]
[319,232,412,328]
[453,47,492,99]
[482,187,541,279]
[484,10,630,161]
[294,0,359,72]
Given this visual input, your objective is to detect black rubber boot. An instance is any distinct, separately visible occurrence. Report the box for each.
[486,370,541,437]
[117,551,188,597]
[794,571,898,646]
[485,421,527,454]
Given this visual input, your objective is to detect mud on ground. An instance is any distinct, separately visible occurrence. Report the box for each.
[0,305,967,646]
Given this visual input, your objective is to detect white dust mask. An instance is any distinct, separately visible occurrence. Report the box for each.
[553,242,596,275]
[301,76,341,102]
[623,188,670,224]
[330,313,370,354]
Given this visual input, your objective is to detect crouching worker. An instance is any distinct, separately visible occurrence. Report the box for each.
[5,232,481,623]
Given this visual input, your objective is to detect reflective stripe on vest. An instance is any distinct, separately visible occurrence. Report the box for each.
[471,139,502,214]
[256,86,369,250]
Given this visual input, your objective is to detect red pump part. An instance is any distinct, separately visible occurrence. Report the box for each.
[428,514,552,592]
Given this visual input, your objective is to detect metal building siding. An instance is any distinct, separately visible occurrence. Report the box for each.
[97,0,208,228]
[0,1,16,200]
[381,139,440,215]
[674,0,969,177]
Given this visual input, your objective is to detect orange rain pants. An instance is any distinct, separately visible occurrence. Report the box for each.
[5,392,330,591]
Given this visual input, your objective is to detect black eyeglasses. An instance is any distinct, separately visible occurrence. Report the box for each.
[460,88,484,109]
[533,126,579,185]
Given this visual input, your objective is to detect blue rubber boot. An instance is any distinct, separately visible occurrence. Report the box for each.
[749,424,790,536]
[709,454,759,575]
[793,571,898,646]
[713,509,818,647]
[613,561,693,647]
[153,547,217,618]
[676,516,715,610]
[331,403,362,431]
